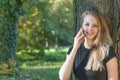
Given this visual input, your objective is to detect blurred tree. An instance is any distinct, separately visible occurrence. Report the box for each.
[0,0,23,75]
[17,0,74,60]
[73,0,120,79]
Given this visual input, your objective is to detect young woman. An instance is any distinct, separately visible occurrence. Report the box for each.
[59,11,118,80]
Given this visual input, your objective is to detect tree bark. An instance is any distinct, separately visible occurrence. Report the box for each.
[73,0,120,79]
[0,0,22,75]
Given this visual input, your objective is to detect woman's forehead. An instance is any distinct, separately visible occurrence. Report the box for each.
[83,15,98,24]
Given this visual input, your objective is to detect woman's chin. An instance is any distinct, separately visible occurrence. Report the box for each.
[86,36,95,40]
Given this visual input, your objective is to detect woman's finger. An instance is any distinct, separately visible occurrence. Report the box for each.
[78,34,85,40]
[74,34,85,47]
[75,28,84,38]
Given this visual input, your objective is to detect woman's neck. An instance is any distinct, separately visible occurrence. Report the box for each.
[84,38,93,49]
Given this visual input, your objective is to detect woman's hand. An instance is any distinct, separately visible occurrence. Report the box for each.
[73,28,85,49]
[59,28,85,80]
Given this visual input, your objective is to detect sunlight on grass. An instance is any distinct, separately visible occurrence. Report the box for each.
[45,46,69,53]
[20,61,63,80]
[16,46,69,79]
[21,61,63,69]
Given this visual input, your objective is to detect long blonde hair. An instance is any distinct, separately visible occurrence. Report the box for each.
[81,11,113,71]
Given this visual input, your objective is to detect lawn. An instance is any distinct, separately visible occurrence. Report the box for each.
[0,46,69,80]
[0,61,64,80]
[20,60,63,80]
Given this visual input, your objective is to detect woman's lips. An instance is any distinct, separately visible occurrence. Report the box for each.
[85,33,94,37]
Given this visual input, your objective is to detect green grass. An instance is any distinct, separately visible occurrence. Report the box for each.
[0,46,69,79]
[0,61,64,80]
[20,60,63,80]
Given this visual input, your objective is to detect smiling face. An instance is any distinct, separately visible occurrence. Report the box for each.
[82,14,99,41]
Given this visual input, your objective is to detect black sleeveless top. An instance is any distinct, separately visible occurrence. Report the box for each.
[67,43,116,80]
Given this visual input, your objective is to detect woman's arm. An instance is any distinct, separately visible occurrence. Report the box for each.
[59,28,85,80]
[106,57,118,80]
[59,47,78,80]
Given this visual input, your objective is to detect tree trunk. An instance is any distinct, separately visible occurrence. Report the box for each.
[73,0,120,79]
[0,0,22,75]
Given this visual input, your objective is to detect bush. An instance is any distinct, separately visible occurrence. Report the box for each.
[44,53,66,61]
[17,46,69,61]
[43,47,69,61]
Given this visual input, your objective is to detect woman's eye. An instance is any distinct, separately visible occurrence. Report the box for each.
[93,25,98,27]
[85,23,89,26]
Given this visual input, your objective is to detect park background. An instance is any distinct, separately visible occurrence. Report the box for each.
[0,0,74,80]
[0,0,120,80]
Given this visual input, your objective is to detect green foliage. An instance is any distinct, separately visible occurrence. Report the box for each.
[44,47,68,61]
[44,53,65,61]
[17,53,35,61]
[17,49,44,61]
[17,46,68,62]
[0,0,22,75]
[17,0,74,60]
[0,0,73,76]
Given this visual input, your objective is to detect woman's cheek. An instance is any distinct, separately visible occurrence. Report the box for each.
[83,27,87,33]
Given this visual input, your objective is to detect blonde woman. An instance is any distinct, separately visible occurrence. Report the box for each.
[59,11,118,80]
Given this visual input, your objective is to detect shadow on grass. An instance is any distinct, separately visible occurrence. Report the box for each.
[21,67,59,80]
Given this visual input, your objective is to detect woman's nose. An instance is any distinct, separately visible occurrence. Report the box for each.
[87,26,93,31]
